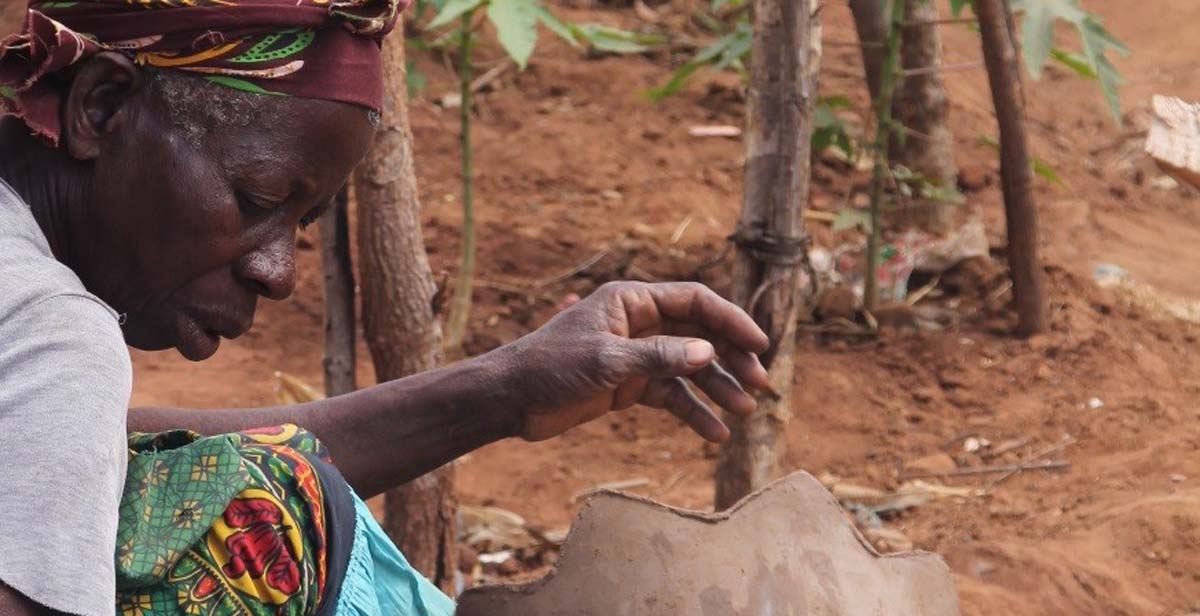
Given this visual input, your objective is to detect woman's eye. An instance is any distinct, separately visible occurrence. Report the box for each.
[298,208,322,230]
[236,192,275,215]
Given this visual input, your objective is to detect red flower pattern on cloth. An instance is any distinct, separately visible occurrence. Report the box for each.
[221,498,302,596]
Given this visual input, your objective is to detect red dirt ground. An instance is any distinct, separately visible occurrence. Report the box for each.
[25,0,1187,613]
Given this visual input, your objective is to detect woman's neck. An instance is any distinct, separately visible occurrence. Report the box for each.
[0,119,93,267]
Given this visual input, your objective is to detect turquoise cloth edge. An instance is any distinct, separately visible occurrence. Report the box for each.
[334,491,457,616]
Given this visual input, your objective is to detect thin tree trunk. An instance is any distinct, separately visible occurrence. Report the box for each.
[895,1,958,232]
[319,187,357,398]
[353,33,458,592]
[975,0,1046,336]
[852,0,959,234]
[848,0,887,101]
[714,0,821,510]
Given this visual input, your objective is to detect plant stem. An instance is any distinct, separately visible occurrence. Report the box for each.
[864,0,905,311]
[445,13,477,349]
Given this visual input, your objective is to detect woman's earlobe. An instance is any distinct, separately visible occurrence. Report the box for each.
[61,51,143,160]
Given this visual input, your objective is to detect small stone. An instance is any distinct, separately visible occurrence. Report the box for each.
[816,285,857,321]
[497,557,522,576]
[1150,175,1179,191]
[958,164,991,191]
[1086,397,1105,410]
[458,545,479,573]
[911,387,939,404]
[872,302,918,330]
[602,189,623,201]
[629,222,655,240]
[1171,474,1187,483]
[906,452,958,475]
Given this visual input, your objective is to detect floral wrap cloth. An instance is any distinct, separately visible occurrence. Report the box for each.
[115,424,357,616]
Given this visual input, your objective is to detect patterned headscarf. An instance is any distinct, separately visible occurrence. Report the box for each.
[0,0,407,143]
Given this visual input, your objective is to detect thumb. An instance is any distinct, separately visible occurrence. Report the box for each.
[624,336,715,378]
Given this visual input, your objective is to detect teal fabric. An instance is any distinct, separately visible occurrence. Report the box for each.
[334,491,457,616]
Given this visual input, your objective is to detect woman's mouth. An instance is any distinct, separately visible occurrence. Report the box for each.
[176,313,220,361]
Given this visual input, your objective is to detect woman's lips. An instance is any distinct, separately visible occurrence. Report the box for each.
[176,312,220,361]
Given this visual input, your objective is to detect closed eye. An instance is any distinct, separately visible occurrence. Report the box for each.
[299,207,323,230]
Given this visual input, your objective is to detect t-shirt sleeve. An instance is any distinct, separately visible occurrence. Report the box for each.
[0,294,131,616]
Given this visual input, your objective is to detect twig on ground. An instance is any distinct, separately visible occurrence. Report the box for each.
[902,459,1070,480]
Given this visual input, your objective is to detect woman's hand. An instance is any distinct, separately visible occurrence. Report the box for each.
[496,281,771,443]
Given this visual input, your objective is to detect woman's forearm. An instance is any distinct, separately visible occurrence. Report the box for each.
[127,348,521,498]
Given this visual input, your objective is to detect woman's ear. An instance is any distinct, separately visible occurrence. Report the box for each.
[61,51,143,161]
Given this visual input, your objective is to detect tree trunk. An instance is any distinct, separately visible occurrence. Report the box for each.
[975,0,1046,336]
[319,187,357,398]
[353,33,458,592]
[848,0,887,102]
[714,0,820,511]
[851,0,959,234]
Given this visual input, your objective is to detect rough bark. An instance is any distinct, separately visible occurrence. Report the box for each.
[318,187,357,398]
[851,0,959,234]
[352,33,458,592]
[895,0,958,232]
[975,0,1046,336]
[714,0,820,510]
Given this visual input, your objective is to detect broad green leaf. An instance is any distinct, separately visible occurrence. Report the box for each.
[1012,0,1084,78]
[1011,0,1129,122]
[488,0,540,69]
[429,0,484,30]
[534,5,580,48]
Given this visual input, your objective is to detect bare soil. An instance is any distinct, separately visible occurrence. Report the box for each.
[26,0,1190,613]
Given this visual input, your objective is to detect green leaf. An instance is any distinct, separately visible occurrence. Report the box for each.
[429,0,484,30]
[977,135,1065,188]
[487,0,540,69]
[647,62,704,101]
[1011,0,1129,122]
[572,23,664,54]
[534,5,580,47]
[647,20,751,101]
[948,0,972,16]
[1050,48,1096,78]
[833,209,872,233]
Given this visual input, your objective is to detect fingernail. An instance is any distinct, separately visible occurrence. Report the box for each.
[685,340,714,366]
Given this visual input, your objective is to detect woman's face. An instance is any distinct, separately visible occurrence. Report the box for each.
[72,75,376,361]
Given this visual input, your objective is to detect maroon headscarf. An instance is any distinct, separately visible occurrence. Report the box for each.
[0,0,408,143]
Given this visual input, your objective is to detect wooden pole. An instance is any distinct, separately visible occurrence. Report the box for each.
[318,187,357,398]
[975,0,1047,336]
[353,32,458,592]
[714,0,821,510]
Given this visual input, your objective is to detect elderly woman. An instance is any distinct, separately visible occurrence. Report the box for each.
[0,1,771,615]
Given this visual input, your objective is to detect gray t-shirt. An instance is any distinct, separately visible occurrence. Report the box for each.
[0,181,131,615]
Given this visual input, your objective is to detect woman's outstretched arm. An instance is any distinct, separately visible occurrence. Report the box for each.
[128,281,772,498]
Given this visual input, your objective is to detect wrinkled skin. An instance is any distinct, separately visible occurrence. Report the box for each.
[1,51,772,614]
[21,53,376,361]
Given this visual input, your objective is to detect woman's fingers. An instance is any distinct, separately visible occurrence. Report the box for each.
[641,377,729,443]
[602,282,769,355]
[688,362,757,415]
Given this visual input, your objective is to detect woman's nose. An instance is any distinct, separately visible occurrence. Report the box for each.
[236,235,296,300]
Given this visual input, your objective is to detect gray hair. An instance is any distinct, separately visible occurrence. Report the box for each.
[144,68,380,149]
